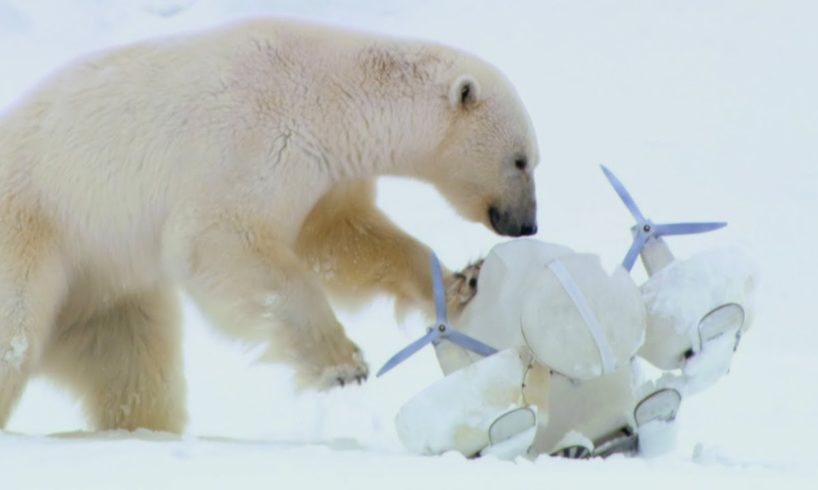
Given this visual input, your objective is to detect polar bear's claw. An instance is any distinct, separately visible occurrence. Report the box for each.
[447,259,484,316]
[319,355,369,390]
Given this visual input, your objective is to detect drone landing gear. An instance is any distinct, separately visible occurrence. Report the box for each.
[549,388,682,460]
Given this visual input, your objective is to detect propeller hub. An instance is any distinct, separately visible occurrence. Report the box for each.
[600,165,727,273]
[375,252,499,377]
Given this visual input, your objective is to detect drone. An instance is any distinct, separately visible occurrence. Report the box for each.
[375,165,753,460]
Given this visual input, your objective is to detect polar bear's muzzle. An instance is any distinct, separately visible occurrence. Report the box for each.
[489,205,538,237]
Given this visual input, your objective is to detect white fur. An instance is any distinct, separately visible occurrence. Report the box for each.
[0,18,538,432]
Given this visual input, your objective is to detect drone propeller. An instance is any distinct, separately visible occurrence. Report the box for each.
[376,253,498,377]
[601,165,727,271]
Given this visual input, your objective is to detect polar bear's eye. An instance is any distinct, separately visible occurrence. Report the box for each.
[514,156,528,170]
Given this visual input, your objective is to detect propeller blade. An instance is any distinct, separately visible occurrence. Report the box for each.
[376,328,440,377]
[601,165,646,223]
[622,232,649,271]
[430,253,448,327]
[446,329,499,357]
[652,222,728,236]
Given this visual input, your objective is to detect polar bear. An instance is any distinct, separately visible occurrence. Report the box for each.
[0,19,539,433]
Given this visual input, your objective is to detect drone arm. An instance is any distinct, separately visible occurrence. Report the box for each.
[639,236,676,276]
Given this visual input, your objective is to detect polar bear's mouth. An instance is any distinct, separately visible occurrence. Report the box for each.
[489,206,538,237]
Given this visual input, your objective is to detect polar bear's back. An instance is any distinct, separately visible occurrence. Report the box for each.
[0,19,506,298]
[0,19,460,236]
[0,22,347,253]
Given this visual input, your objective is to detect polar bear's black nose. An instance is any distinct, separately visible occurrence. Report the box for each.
[520,223,538,236]
[489,206,538,237]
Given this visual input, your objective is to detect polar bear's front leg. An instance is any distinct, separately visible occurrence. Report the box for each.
[297,180,461,318]
[183,224,368,389]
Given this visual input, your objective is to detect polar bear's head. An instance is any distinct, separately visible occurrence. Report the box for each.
[357,43,538,236]
[422,60,539,237]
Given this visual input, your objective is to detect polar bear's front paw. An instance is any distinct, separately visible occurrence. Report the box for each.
[446,259,484,315]
[318,350,369,389]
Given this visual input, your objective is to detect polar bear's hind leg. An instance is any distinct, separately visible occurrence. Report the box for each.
[41,287,188,432]
[0,208,65,429]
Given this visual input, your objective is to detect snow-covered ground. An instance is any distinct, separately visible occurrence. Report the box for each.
[1,0,817,488]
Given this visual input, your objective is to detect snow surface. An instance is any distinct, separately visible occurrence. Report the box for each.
[1,0,817,488]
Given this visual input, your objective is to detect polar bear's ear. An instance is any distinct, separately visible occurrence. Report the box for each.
[449,75,480,110]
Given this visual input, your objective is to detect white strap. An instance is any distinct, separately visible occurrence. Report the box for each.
[547,260,615,375]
